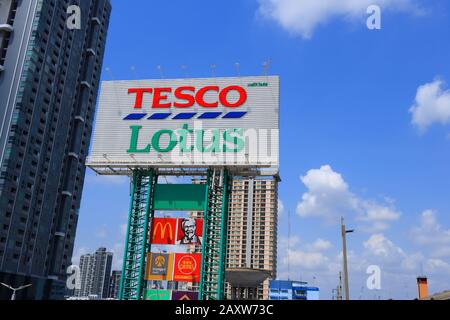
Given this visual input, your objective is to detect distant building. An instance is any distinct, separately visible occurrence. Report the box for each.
[108,270,121,299]
[75,247,113,299]
[269,280,320,300]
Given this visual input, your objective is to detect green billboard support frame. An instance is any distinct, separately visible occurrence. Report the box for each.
[118,168,231,301]
[199,169,231,300]
[118,169,156,300]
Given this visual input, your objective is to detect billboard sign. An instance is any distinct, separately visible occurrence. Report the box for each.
[145,253,174,281]
[144,289,171,300]
[150,218,177,245]
[172,291,199,300]
[176,218,203,245]
[173,253,202,282]
[149,218,204,245]
[87,76,279,172]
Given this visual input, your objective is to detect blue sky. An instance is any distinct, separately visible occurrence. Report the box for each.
[73,0,450,299]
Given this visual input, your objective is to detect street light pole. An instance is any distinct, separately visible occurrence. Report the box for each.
[341,216,354,301]
[0,283,32,300]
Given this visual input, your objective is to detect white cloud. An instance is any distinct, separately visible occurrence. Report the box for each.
[426,259,450,273]
[410,79,450,132]
[279,237,333,273]
[296,165,400,230]
[411,210,450,248]
[400,252,425,271]
[306,238,332,251]
[284,249,330,269]
[356,201,401,232]
[361,233,450,278]
[71,247,90,266]
[363,233,405,258]
[258,0,419,38]
[296,165,357,222]
[362,234,424,275]
[277,230,449,298]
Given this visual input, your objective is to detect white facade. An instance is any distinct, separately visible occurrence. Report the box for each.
[87,76,279,172]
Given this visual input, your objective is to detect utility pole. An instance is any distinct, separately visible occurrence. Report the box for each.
[341,216,354,301]
[338,271,343,300]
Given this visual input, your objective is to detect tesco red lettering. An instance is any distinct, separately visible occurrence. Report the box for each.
[173,86,195,108]
[128,88,153,109]
[196,86,219,108]
[152,88,172,108]
[128,85,247,109]
[220,86,247,108]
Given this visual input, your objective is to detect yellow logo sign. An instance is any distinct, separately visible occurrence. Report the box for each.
[153,222,174,240]
[154,255,166,267]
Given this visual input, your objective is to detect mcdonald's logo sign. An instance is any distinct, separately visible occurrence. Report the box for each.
[150,218,177,245]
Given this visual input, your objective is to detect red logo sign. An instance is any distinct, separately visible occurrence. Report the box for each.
[128,85,247,109]
[150,218,177,245]
[173,253,202,282]
[176,218,203,245]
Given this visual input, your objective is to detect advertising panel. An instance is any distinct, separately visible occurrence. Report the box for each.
[144,289,171,300]
[172,291,199,300]
[173,253,202,282]
[87,76,279,172]
[150,218,177,245]
[145,253,174,281]
[176,218,203,245]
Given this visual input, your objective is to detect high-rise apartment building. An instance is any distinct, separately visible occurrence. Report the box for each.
[108,270,121,299]
[192,177,279,300]
[226,177,278,300]
[75,247,112,299]
[0,0,111,299]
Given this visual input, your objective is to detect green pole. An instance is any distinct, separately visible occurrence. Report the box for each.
[118,171,138,300]
[217,169,230,299]
[136,170,155,300]
[199,169,212,300]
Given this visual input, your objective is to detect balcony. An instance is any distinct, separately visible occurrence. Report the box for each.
[74,115,85,123]
[86,48,96,56]
[61,191,72,197]
[68,152,79,160]
[80,81,91,89]
[0,24,13,33]
[91,17,101,25]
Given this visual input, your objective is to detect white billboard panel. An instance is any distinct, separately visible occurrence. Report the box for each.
[86,76,279,173]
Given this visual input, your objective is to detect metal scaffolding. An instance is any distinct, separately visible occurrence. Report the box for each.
[199,169,231,300]
[118,168,231,300]
[118,169,157,300]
